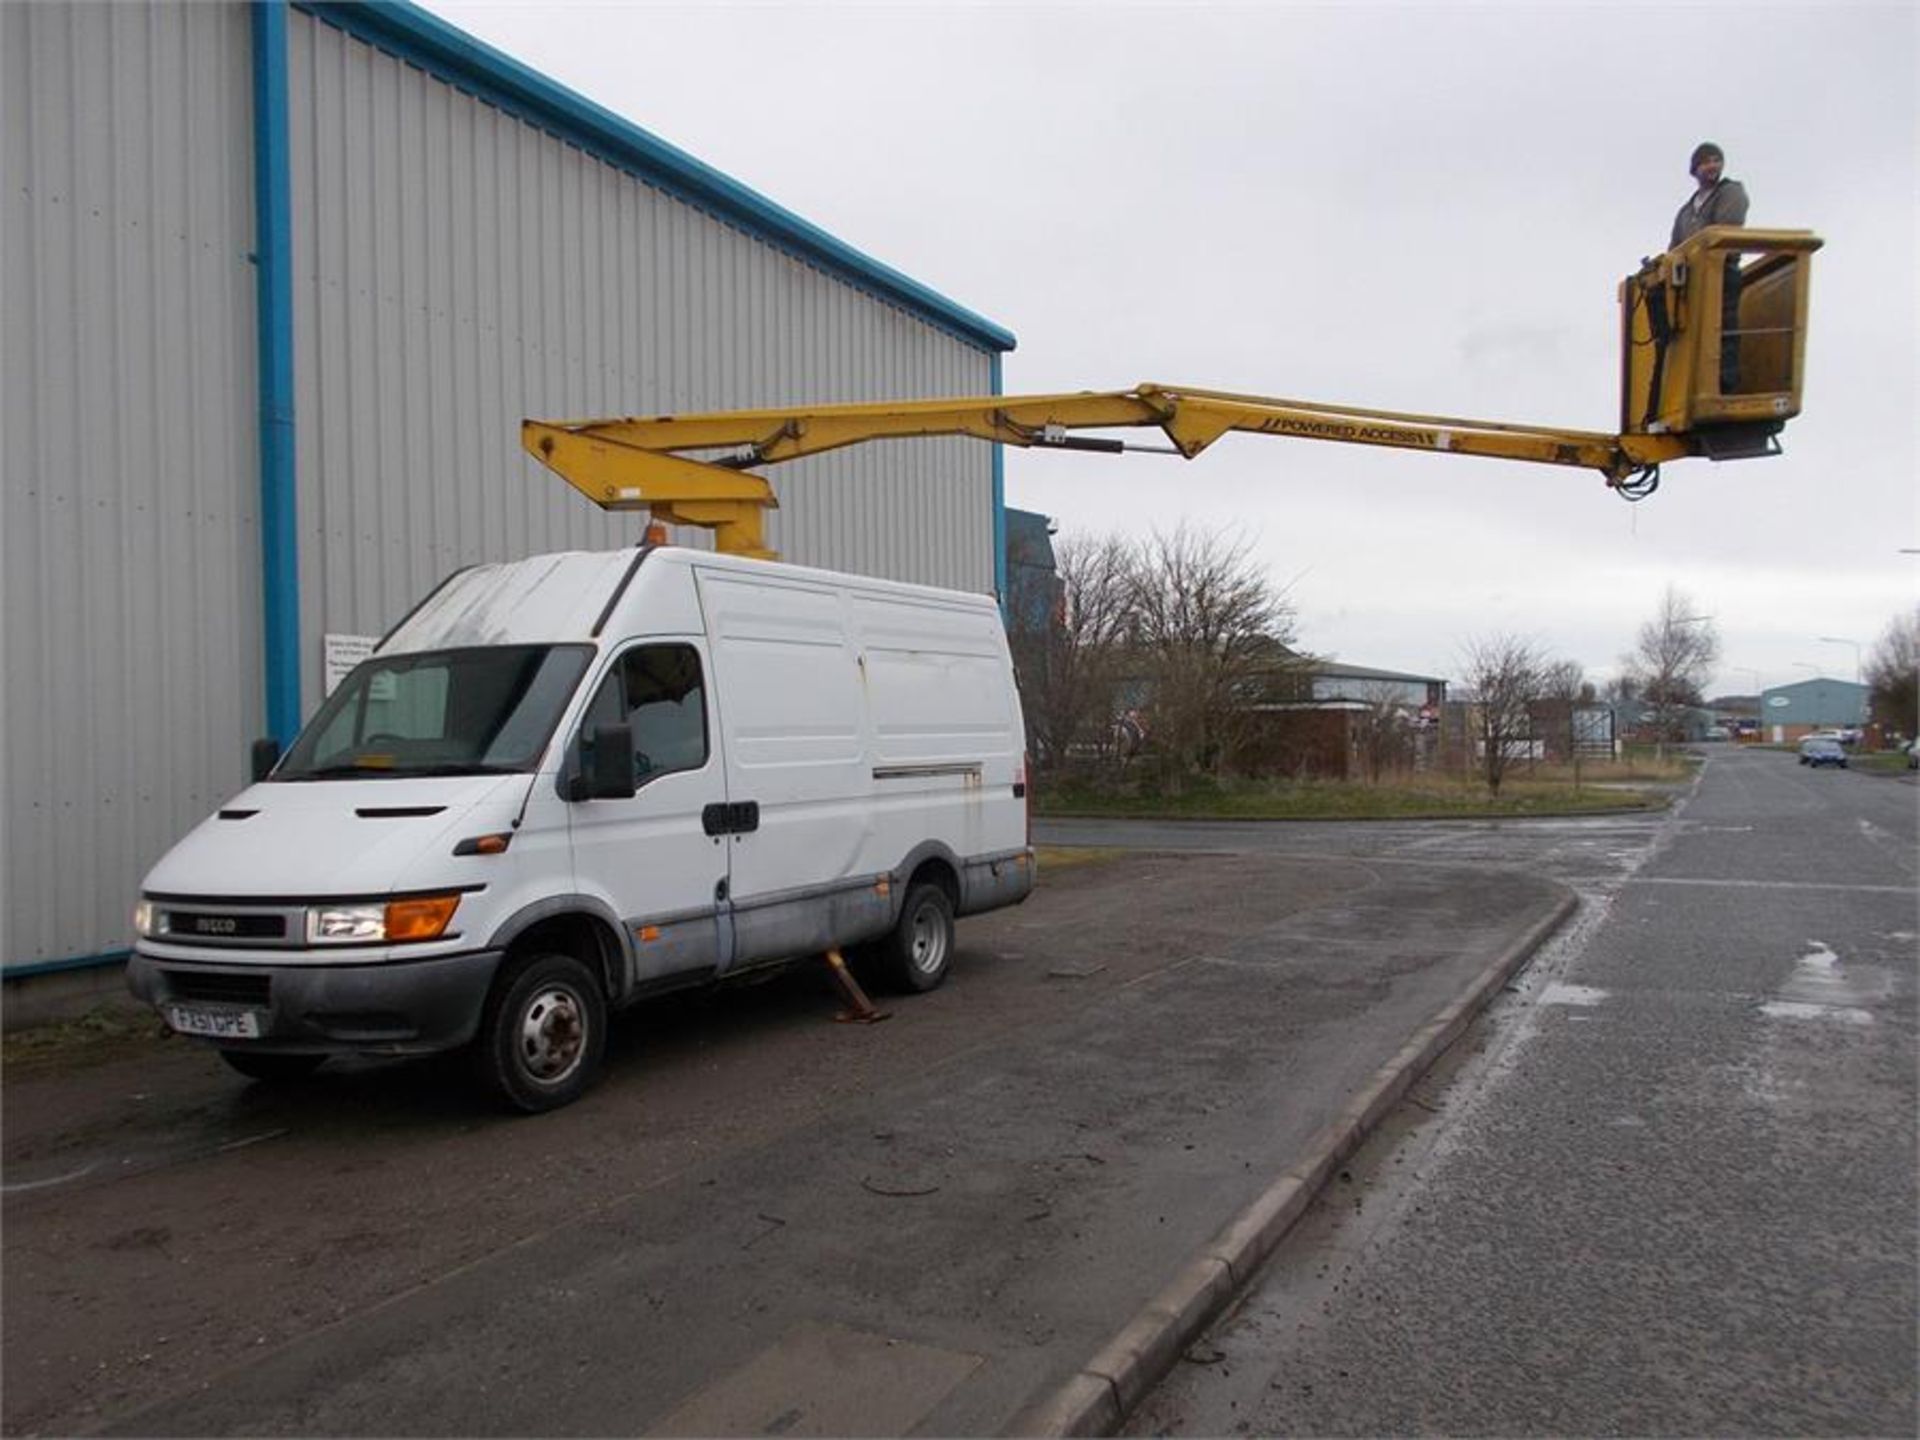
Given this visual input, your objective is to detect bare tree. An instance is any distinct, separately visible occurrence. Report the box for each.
[1128,524,1294,789]
[1352,681,1416,782]
[1624,585,1720,754]
[1538,658,1591,788]
[1012,532,1135,779]
[1459,633,1546,796]
[1865,606,1920,741]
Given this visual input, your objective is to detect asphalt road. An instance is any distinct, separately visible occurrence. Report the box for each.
[4,844,1566,1436]
[1126,747,1918,1436]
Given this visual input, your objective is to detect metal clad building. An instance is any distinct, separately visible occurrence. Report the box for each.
[1759,677,1868,740]
[2,0,1014,983]
[3,1,264,984]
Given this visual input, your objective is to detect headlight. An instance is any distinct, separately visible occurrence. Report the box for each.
[133,900,157,938]
[306,904,386,944]
[305,895,461,945]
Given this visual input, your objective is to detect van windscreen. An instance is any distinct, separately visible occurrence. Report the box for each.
[274,645,592,780]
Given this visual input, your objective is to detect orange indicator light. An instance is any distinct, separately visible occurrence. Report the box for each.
[385,895,460,942]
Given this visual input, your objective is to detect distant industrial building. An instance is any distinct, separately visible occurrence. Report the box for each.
[1004,508,1064,640]
[1248,662,1449,779]
[3,0,1015,995]
[1758,677,1869,742]
[1305,662,1447,716]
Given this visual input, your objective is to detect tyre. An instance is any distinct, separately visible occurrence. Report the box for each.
[872,881,955,994]
[473,952,607,1113]
[219,1050,327,1083]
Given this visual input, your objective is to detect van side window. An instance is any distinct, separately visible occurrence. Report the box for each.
[582,644,709,783]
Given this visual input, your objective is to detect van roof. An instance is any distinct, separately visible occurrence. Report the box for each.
[379,546,999,654]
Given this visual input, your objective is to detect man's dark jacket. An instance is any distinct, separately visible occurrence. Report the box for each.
[1671,178,1750,248]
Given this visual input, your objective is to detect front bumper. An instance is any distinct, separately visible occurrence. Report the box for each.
[127,948,503,1056]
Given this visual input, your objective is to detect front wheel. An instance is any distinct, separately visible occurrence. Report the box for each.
[872,882,955,994]
[219,1050,326,1083]
[474,953,607,1113]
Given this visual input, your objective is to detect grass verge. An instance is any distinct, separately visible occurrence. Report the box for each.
[1037,775,1667,821]
[1847,752,1913,776]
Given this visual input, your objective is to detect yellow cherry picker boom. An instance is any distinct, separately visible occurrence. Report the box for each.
[523,226,1821,562]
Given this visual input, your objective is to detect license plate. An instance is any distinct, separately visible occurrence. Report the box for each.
[164,1005,264,1039]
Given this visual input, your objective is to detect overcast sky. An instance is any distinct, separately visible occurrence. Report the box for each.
[425,0,1915,696]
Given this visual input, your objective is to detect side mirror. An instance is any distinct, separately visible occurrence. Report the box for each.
[251,738,282,783]
[578,723,637,801]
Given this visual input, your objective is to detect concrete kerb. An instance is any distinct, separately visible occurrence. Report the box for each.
[1005,884,1580,1437]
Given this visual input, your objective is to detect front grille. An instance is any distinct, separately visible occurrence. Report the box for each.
[164,909,286,941]
[163,969,272,1007]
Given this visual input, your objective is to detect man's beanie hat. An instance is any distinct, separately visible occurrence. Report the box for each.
[1690,142,1725,176]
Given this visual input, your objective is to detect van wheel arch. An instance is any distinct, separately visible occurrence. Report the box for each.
[905,856,960,912]
[865,860,960,995]
[494,905,628,1005]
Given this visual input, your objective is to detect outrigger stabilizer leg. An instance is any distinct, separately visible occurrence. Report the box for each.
[823,947,890,1025]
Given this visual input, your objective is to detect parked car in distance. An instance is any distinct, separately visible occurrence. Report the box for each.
[1907,738,1919,770]
[1799,737,1848,768]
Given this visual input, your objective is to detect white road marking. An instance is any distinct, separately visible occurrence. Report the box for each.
[2,1160,103,1194]
[1538,983,1609,1007]
[1625,877,1915,895]
[217,1130,289,1153]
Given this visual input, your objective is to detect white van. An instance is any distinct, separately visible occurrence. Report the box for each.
[127,546,1033,1111]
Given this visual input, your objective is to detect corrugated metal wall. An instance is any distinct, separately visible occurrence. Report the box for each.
[4,1,1000,977]
[2,1,261,969]
[287,9,994,711]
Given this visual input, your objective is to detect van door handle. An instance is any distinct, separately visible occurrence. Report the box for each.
[702,802,759,836]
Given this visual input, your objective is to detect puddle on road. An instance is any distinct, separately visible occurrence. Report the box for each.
[1760,1001,1874,1026]
[1538,983,1609,1007]
[1759,941,1878,1026]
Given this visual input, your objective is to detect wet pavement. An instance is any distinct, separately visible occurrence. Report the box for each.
[4,846,1569,1436]
[1128,747,1918,1436]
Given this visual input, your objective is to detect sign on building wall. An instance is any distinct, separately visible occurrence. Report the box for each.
[324,634,378,695]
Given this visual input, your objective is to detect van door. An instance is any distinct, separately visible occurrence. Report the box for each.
[567,641,733,986]
[693,567,882,969]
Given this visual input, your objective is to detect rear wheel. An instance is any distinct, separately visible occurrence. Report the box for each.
[219,1050,326,1083]
[474,952,606,1113]
[872,882,955,994]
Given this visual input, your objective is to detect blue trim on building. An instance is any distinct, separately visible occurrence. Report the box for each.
[991,353,1008,615]
[5,950,130,980]
[293,1,1015,356]
[253,1,302,744]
